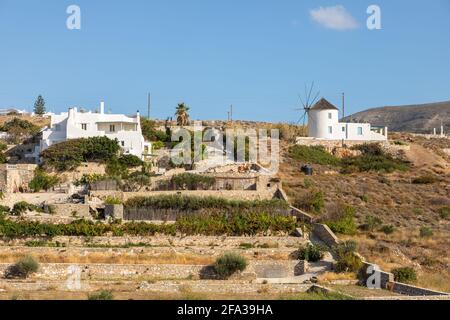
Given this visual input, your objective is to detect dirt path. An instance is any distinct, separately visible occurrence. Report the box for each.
[404,143,449,172]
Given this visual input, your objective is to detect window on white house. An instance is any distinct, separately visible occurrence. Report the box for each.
[328,126,333,134]
[357,127,363,135]
[81,124,87,130]
[110,125,115,132]
[121,141,125,147]
[342,126,346,132]
[53,124,61,131]
[328,113,332,119]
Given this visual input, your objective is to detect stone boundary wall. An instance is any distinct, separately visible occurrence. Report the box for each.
[91,190,276,202]
[0,235,306,248]
[52,204,90,218]
[312,223,340,247]
[296,138,389,149]
[387,282,449,296]
[290,206,314,223]
[0,260,300,281]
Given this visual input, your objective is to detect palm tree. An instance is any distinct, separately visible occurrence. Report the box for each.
[175,103,190,126]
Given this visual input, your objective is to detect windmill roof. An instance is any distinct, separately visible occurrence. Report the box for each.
[310,98,339,111]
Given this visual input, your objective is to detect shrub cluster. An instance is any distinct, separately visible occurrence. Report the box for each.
[324,205,357,235]
[391,267,417,283]
[412,175,438,185]
[4,256,39,279]
[124,195,289,212]
[29,169,60,192]
[294,191,324,214]
[0,118,40,144]
[289,145,341,166]
[0,213,296,238]
[87,290,114,300]
[297,244,325,262]
[41,136,121,171]
[334,241,363,273]
[214,253,248,279]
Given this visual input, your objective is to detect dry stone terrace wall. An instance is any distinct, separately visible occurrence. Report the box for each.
[0,164,37,194]
[0,235,306,248]
[0,260,302,281]
[91,190,277,202]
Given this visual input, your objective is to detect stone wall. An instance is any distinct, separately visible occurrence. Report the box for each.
[312,223,340,247]
[91,189,277,202]
[387,282,449,296]
[0,260,300,281]
[52,204,90,218]
[0,235,306,248]
[0,164,37,193]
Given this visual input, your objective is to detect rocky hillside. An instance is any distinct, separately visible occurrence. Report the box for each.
[343,101,450,133]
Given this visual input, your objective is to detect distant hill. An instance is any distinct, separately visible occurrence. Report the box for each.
[342,101,450,133]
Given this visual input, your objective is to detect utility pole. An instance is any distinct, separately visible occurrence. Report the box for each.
[147,93,151,119]
[230,105,233,122]
[342,92,345,120]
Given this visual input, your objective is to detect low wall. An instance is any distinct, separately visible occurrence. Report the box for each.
[290,206,314,223]
[0,235,306,248]
[52,204,90,218]
[312,224,340,247]
[0,260,299,281]
[91,190,276,202]
[387,282,449,296]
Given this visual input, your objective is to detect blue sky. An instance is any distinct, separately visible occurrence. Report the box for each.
[0,0,449,122]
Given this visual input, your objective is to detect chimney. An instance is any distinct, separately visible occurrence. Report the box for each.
[100,101,105,114]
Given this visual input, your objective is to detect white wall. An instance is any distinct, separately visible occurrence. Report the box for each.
[308,109,387,141]
[38,103,151,161]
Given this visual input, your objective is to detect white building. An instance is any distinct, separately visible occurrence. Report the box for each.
[308,98,387,141]
[33,101,151,162]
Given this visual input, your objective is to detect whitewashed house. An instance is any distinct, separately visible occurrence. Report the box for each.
[33,101,151,162]
[308,98,387,141]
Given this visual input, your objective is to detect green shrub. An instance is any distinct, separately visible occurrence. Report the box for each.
[41,136,120,171]
[169,173,216,190]
[105,158,128,177]
[4,256,39,279]
[125,195,288,213]
[0,205,10,214]
[295,191,324,214]
[104,196,122,205]
[392,267,417,283]
[0,213,296,238]
[341,155,409,173]
[118,155,143,168]
[334,241,362,273]
[11,201,37,216]
[289,145,341,166]
[380,225,395,235]
[152,141,165,150]
[0,118,40,144]
[325,205,357,235]
[438,206,450,220]
[214,253,248,279]
[140,118,169,142]
[297,244,324,262]
[412,175,438,184]
[303,178,314,189]
[361,215,382,232]
[342,144,409,173]
[419,226,433,238]
[29,169,59,192]
[88,290,114,300]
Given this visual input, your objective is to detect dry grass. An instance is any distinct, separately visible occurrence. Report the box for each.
[318,272,357,283]
[0,251,214,265]
[0,115,50,129]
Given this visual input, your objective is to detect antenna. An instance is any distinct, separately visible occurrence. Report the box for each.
[342,92,345,120]
[147,93,151,119]
[230,105,233,122]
